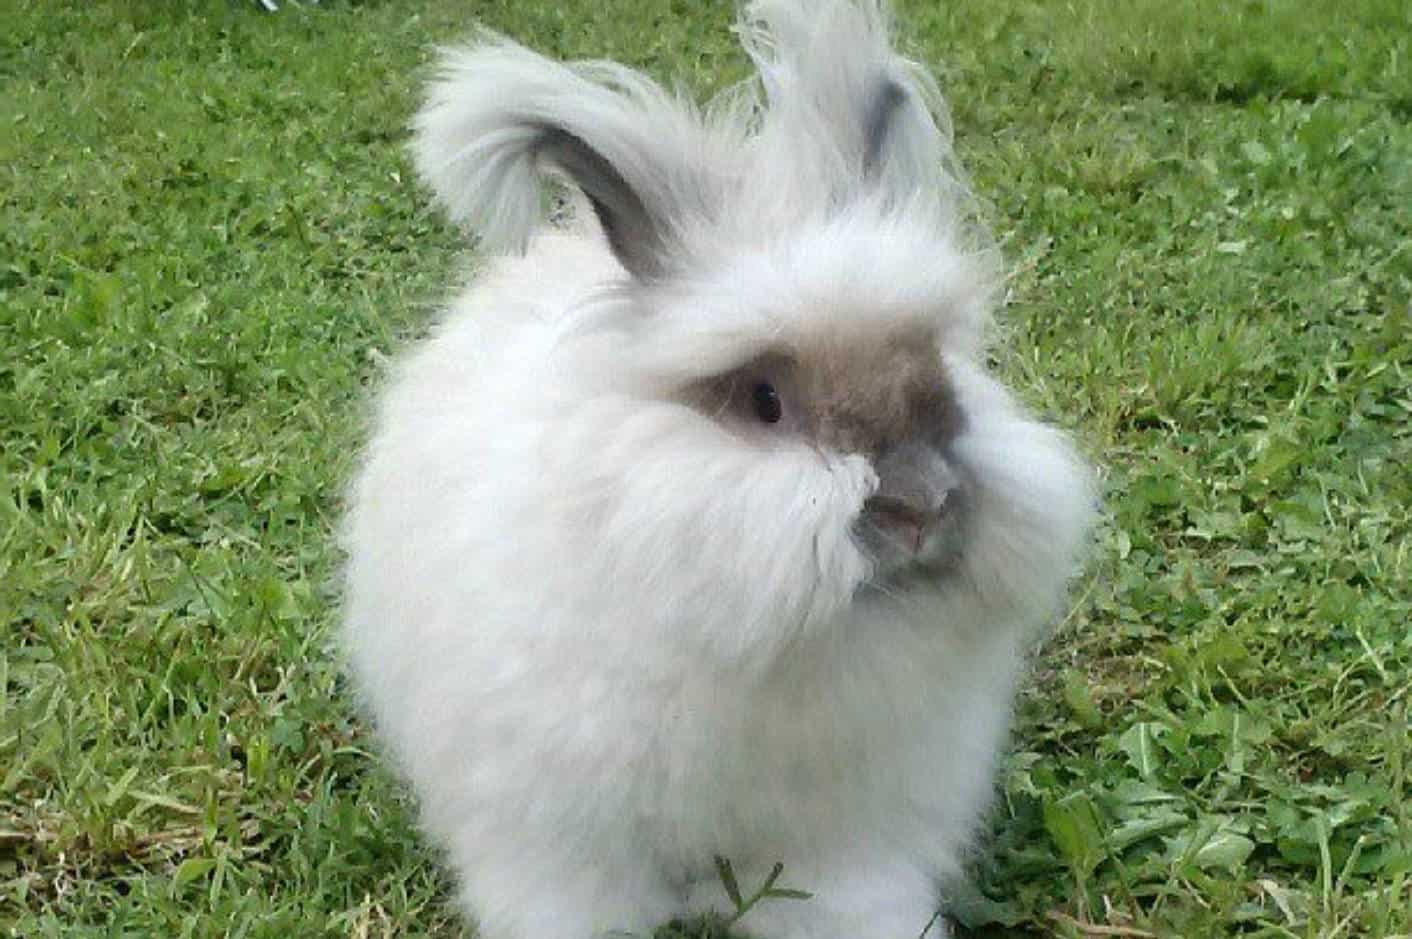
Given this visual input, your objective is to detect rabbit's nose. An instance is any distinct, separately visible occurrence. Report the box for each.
[865,443,960,552]
[863,491,951,553]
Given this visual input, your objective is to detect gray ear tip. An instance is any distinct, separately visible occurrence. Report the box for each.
[879,77,907,107]
[863,76,909,176]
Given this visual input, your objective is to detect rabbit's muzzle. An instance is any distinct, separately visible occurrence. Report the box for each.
[856,441,964,565]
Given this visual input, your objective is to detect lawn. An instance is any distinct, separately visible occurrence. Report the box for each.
[2,0,1409,937]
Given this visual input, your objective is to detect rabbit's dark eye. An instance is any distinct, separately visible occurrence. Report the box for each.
[752,383,783,424]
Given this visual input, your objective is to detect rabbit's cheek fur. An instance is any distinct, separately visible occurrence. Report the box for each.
[538,399,877,664]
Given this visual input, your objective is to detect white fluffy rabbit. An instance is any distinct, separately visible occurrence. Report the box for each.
[343,2,1096,937]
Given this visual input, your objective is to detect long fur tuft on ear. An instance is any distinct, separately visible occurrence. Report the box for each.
[411,36,721,280]
[738,0,967,213]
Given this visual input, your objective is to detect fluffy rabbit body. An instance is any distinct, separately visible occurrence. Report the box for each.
[343,2,1095,937]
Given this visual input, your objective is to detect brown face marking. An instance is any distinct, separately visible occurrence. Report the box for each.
[792,328,963,458]
[688,327,963,457]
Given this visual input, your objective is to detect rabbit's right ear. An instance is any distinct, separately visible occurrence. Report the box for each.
[739,0,955,207]
[411,37,713,281]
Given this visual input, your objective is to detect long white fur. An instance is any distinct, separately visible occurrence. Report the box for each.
[345,3,1096,938]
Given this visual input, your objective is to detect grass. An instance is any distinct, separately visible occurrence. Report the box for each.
[1,0,1408,936]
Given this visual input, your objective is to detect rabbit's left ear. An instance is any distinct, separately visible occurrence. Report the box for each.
[741,0,952,202]
[412,36,718,281]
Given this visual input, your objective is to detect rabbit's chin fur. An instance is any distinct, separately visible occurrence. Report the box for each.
[343,2,1097,938]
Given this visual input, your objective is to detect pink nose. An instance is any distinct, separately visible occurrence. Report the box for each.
[863,492,949,552]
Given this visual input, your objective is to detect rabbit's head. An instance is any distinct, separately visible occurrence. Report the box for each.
[409,0,1095,662]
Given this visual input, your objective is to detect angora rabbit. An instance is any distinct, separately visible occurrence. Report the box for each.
[343,1,1095,937]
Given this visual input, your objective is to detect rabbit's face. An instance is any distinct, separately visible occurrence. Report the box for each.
[536,218,1028,646]
[686,326,966,582]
